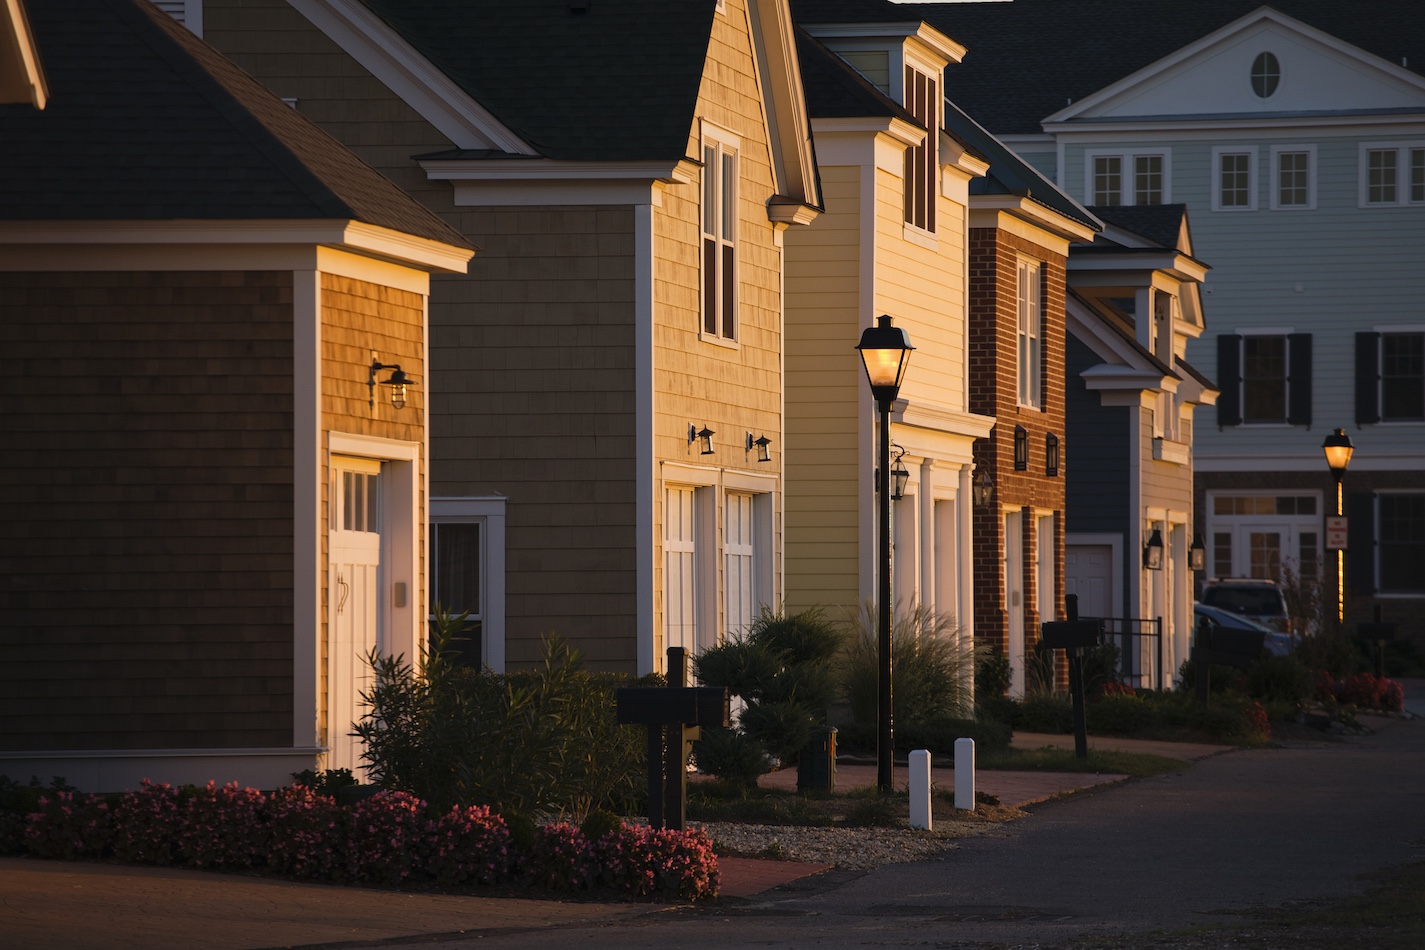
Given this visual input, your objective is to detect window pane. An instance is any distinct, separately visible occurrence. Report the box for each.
[1135,155,1163,205]
[1242,335,1287,422]
[1379,494,1425,592]
[703,239,717,334]
[1382,332,1425,421]
[1412,149,1425,203]
[1298,532,1318,580]
[1220,153,1250,207]
[721,244,736,339]
[1251,52,1280,98]
[1094,156,1121,205]
[721,153,735,241]
[1213,532,1232,577]
[1369,149,1397,203]
[1278,151,1308,206]
[432,522,481,617]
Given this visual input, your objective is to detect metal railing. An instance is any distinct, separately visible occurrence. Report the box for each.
[1085,616,1165,690]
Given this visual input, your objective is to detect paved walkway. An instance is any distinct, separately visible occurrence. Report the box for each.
[0,733,1231,948]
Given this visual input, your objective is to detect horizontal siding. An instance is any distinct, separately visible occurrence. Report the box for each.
[0,270,295,752]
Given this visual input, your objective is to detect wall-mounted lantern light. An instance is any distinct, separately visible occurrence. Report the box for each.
[887,443,910,501]
[972,466,993,508]
[746,432,772,463]
[1189,534,1207,572]
[1143,528,1165,570]
[1046,432,1060,477]
[689,424,715,455]
[369,356,412,410]
[1013,425,1029,471]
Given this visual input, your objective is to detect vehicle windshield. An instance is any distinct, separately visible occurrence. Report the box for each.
[1202,587,1282,615]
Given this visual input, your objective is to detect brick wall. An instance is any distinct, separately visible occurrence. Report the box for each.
[0,270,296,752]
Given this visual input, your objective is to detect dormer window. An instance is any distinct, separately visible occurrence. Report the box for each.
[903,65,938,232]
[701,131,739,341]
[1251,52,1280,98]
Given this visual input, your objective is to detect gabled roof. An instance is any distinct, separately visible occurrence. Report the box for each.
[357,0,715,162]
[1,0,47,108]
[0,0,470,250]
[942,97,1100,233]
[898,0,1425,134]
[796,27,920,124]
[1086,205,1189,252]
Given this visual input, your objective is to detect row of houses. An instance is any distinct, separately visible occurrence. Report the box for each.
[2,0,1419,791]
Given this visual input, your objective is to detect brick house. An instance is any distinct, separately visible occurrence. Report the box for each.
[0,0,473,789]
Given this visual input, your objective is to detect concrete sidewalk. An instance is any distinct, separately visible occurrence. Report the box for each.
[0,734,1232,948]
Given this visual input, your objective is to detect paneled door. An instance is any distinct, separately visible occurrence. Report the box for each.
[329,456,382,775]
[664,486,698,657]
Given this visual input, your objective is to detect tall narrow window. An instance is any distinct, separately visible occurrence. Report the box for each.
[1017,259,1042,409]
[1368,148,1397,204]
[1216,151,1253,209]
[724,492,757,637]
[1379,494,1425,593]
[903,64,938,232]
[1134,155,1163,205]
[1413,148,1425,203]
[1093,156,1122,206]
[1382,332,1425,421]
[430,521,482,666]
[701,137,738,339]
[1272,147,1314,209]
[1242,335,1287,423]
[664,486,698,654]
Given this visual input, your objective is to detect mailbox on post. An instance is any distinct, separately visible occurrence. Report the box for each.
[1040,595,1104,759]
[1358,612,1397,679]
[615,648,729,831]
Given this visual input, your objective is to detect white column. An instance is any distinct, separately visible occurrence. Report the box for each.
[919,458,937,617]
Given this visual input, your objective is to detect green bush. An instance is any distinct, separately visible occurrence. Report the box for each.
[1085,693,1159,736]
[1016,694,1073,734]
[1248,654,1314,705]
[976,648,1012,705]
[354,608,652,820]
[895,716,1012,755]
[688,726,770,791]
[1297,631,1365,679]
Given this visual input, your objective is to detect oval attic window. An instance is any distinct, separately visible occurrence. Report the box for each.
[1251,51,1280,98]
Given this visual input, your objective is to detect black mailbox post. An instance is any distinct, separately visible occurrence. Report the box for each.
[615,647,729,831]
[1041,594,1103,759]
[1359,605,1397,678]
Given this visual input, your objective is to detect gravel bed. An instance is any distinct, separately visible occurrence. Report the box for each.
[697,820,1004,870]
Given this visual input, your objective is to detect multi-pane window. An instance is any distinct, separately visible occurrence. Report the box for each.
[1250,52,1280,98]
[903,65,938,232]
[1218,332,1312,427]
[701,138,737,339]
[1017,259,1042,408]
[1378,494,1425,593]
[1217,151,1253,209]
[724,492,757,637]
[1272,147,1313,209]
[1362,144,1425,206]
[1242,335,1287,422]
[1382,332,1425,421]
[1088,151,1167,205]
[429,521,482,665]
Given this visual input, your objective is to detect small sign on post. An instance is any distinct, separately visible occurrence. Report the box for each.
[1326,515,1348,551]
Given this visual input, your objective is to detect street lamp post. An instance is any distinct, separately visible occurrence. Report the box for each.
[1322,428,1355,623]
[856,314,914,794]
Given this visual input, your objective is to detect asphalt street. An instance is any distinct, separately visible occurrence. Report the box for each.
[458,693,1425,949]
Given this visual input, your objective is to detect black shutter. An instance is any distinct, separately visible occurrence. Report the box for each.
[1216,334,1241,427]
[1287,333,1312,426]
[1347,491,1376,595]
[1356,332,1381,425]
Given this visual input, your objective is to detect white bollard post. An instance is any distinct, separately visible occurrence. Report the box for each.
[954,737,975,811]
[908,749,932,830]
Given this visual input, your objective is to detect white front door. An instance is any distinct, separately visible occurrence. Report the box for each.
[1065,544,1114,619]
[724,491,756,642]
[664,486,698,657]
[330,457,383,775]
[1004,511,1025,697]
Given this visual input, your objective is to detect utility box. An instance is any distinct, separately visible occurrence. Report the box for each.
[796,725,837,792]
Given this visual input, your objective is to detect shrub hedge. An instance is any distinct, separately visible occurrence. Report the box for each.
[5,779,718,901]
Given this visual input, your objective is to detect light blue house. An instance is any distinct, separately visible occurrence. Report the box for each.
[915,0,1425,641]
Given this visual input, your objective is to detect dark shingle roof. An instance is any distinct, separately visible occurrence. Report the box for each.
[0,0,469,247]
[796,28,921,124]
[794,1,1425,134]
[359,0,717,161]
[1086,204,1188,249]
[942,98,1100,232]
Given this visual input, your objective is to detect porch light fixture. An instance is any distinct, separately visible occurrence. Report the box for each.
[690,424,715,456]
[1013,425,1029,471]
[1143,528,1165,570]
[854,313,914,795]
[1045,432,1060,477]
[972,466,993,508]
[369,357,412,410]
[1322,427,1355,622]
[881,443,910,501]
[1189,534,1207,572]
[747,432,772,463]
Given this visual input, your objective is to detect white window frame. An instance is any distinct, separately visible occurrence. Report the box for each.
[1270,145,1316,210]
[902,58,940,235]
[1084,149,1171,206]
[1212,146,1257,212]
[429,496,506,672]
[1360,142,1425,207]
[1017,257,1043,410]
[700,124,740,345]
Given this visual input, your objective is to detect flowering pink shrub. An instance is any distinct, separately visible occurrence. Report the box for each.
[594,822,719,900]
[527,821,597,892]
[24,791,111,861]
[1243,701,1271,738]
[1096,681,1136,699]
[111,781,182,866]
[178,782,269,871]
[265,785,348,881]
[346,791,430,886]
[428,804,513,886]
[1316,672,1405,712]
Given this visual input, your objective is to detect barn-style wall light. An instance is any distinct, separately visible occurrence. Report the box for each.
[972,466,993,508]
[369,355,412,409]
[689,424,715,455]
[746,432,772,463]
[1013,425,1029,471]
[1045,432,1060,477]
[1189,534,1207,573]
[877,443,910,501]
[1143,527,1165,570]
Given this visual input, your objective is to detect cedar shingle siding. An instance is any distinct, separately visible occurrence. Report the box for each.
[0,270,296,752]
